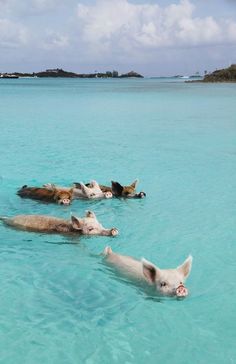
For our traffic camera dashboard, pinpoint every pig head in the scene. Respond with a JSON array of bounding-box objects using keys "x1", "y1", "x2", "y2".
[
  {"x1": 71, "y1": 211, "x2": 118, "y2": 236},
  {"x1": 100, "y1": 179, "x2": 146, "y2": 198}
]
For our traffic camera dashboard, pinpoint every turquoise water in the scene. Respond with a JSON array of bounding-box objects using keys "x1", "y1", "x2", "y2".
[{"x1": 0, "y1": 78, "x2": 236, "y2": 364}]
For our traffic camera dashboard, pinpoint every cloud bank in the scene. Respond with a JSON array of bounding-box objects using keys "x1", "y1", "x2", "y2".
[
  {"x1": 0, "y1": 0, "x2": 236, "y2": 74},
  {"x1": 77, "y1": 0, "x2": 236, "y2": 51}
]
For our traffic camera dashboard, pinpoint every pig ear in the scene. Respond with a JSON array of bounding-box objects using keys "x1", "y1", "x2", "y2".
[
  {"x1": 53, "y1": 190, "x2": 60, "y2": 200},
  {"x1": 71, "y1": 215, "x2": 83, "y2": 230},
  {"x1": 112, "y1": 181, "x2": 123, "y2": 196},
  {"x1": 86, "y1": 210, "x2": 96, "y2": 218},
  {"x1": 130, "y1": 179, "x2": 139, "y2": 189},
  {"x1": 51, "y1": 184, "x2": 57, "y2": 191},
  {"x1": 43, "y1": 183, "x2": 56, "y2": 191},
  {"x1": 80, "y1": 182, "x2": 90, "y2": 194},
  {"x1": 73, "y1": 182, "x2": 81, "y2": 189},
  {"x1": 177, "y1": 255, "x2": 193, "y2": 278},
  {"x1": 141, "y1": 258, "x2": 161, "y2": 283},
  {"x1": 90, "y1": 180, "x2": 99, "y2": 188}
]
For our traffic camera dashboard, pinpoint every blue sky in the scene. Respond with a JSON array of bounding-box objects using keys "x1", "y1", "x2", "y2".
[{"x1": 0, "y1": 0, "x2": 236, "y2": 76}]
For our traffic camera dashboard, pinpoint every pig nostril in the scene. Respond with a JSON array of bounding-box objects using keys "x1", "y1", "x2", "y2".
[
  {"x1": 111, "y1": 228, "x2": 118, "y2": 236},
  {"x1": 176, "y1": 284, "x2": 188, "y2": 297},
  {"x1": 62, "y1": 199, "x2": 70, "y2": 205},
  {"x1": 105, "y1": 192, "x2": 112, "y2": 198}
]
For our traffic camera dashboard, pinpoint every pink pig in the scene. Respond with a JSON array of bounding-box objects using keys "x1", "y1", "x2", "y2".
[{"x1": 103, "y1": 246, "x2": 192, "y2": 297}]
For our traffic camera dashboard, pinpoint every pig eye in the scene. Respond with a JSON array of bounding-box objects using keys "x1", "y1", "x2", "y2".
[
  {"x1": 88, "y1": 227, "x2": 94, "y2": 231},
  {"x1": 160, "y1": 282, "x2": 167, "y2": 287}
]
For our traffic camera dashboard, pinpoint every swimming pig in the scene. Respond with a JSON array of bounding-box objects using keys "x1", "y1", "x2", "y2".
[
  {"x1": 43, "y1": 181, "x2": 113, "y2": 200},
  {"x1": 73, "y1": 181, "x2": 113, "y2": 199},
  {"x1": 91, "y1": 179, "x2": 146, "y2": 198},
  {"x1": 103, "y1": 247, "x2": 192, "y2": 297},
  {"x1": 17, "y1": 185, "x2": 73, "y2": 205},
  {"x1": 0, "y1": 211, "x2": 118, "y2": 236}
]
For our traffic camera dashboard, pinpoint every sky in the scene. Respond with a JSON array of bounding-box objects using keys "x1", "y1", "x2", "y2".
[{"x1": 0, "y1": 0, "x2": 236, "y2": 76}]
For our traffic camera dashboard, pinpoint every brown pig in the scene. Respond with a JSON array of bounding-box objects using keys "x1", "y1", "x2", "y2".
[{"x1": 17, "y1": 185, "x2": 73, "y2": 205}]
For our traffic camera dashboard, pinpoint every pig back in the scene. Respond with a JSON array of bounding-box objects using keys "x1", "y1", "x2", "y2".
[
  {"x1": 17, "y1": 187, "x2": 55, "y2": 202},
  {"x1": 106, "y1": 253, "x2": 145, "y2": 281},
  {"x1": 6, "y1": 215, "x2": 69, "y2": 232}
]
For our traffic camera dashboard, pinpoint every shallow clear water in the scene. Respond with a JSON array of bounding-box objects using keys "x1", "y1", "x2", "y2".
[{"x1": 0, "y1": 78, "x2": 236, "y2": 364}]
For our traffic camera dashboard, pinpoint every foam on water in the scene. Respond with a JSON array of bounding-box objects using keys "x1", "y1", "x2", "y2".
[{"x1": 0, "y1": 78, "x2": 236, "y2": 363}]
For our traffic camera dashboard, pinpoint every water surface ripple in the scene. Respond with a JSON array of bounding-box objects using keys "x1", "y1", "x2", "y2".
[{"x1": 0, "y1": 78, "x2": 236, "y2": 364}]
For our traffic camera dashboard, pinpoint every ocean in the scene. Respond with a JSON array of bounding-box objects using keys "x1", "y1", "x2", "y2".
[{"x1": 0, "y1": 77, "x2": 235, "y2": 363}]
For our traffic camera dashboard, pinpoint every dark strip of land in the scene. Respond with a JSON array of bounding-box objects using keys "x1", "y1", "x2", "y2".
[{"x1": 0, "y1": 69, "x2": 143, "y2": 79}]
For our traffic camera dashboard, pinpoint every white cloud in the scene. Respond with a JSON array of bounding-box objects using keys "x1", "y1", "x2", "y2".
[
  {"x1": 0, "y1": 18, "x2": 28, "y2": 47},
  {"x1": 0, "y1": 0, "x2": 68, "y2": 50},
  {"x1": 0, "y1": 0, "x2": 63, "y2": 16},
  {"x1": 42, "y1": 31, "x2": 69, "y2": 49},
  {"x1": 31, "y1": 0, "x2": 59, "y2": 12},
  {"x1": 226, "y1": 19, "x2": 236, "y2": 41},
  {"x1": 76, "y1": 0, "x2": 236, "y2": 56}
]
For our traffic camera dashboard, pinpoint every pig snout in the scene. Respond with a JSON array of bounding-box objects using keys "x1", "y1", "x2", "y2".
[
  {"x1": 60, "y1": 198, "x2": 71, "y2": 205},
  {"x1": 138, "y1": 192, "x2": 146, "y2": 198},
  {"x1": 176, "y1": 284, "x2": 188, "y2": 297},
  {"x1": 111, "y1": 228, "x2": 119, "y2": 236},
  {"x1": 104, "y1": 191, "x2": 113, "y2": 199}
]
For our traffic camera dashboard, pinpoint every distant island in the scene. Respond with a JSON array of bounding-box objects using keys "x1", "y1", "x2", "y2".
[
  {"x1": 202, "y1": 64, "x2": 236, "y2": 82},
  {"x1": 0, "y1": 68, "x2": 143, "y2": 79},
  {"x1": 189, "y1": 64, "x2": 236, "y2": 83}
]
